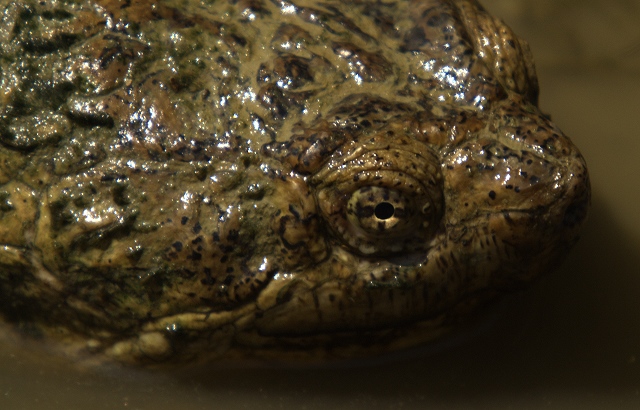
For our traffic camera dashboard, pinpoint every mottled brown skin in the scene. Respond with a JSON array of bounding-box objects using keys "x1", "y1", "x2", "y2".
[{"x1": 0, "y1": 0, "x2": 589, "y2": 365}]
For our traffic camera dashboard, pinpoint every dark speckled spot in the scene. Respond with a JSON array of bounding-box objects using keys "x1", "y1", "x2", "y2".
[{"x1": 189, "y1": 251, "x2": 202, "y2": 261}]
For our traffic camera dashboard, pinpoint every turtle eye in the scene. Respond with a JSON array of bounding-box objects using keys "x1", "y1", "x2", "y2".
[
  {"x1": 313, "y1": 146, "x2": 443, "y2": 256},
  {"x1": 347, "y1": 186, "x2": 418, "y2": 236},
  {"x1": 316, "y1": 175, "x2": 441, "y2": 255}
]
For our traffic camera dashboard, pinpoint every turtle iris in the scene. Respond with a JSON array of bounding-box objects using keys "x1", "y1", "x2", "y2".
[{"x1": 347, "y1": 186, "x2": 416, "y2": 237}]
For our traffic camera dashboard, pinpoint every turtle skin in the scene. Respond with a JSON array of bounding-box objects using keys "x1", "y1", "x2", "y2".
[{"x1": 0, "y1": 0, "x2": 589, "y2": 365}]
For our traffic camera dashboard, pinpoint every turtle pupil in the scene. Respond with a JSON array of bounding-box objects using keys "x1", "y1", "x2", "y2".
[{"x1": 374, "y1": 202, "x2": 395, "y2": 220}]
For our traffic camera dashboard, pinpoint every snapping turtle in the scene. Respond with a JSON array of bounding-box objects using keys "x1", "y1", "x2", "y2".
[{"x1": 0, "y1": 0, "x2": 589, "y2": 365}]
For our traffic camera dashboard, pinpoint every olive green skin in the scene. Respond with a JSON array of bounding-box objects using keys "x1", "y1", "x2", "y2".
[{"x1": 0, "y1": 0, "x2": 589, "y2": 365}]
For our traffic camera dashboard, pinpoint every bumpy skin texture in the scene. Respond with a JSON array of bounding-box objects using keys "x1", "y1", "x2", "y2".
[{"x1": 0, "y1": 0, "x2": 589, "y2": 364}]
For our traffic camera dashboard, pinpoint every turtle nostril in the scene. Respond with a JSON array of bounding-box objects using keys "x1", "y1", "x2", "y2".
[
  {"x1": 563, "y1": 171, "x2": 591, "y2": 228},
  {"x1": 563, "y1": 196, "x2": 589, "y2": 227}
]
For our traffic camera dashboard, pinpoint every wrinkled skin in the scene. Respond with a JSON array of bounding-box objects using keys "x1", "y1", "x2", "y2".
[{"x1": 0, "y1": 0, "x2": 589, "y2": 365}]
